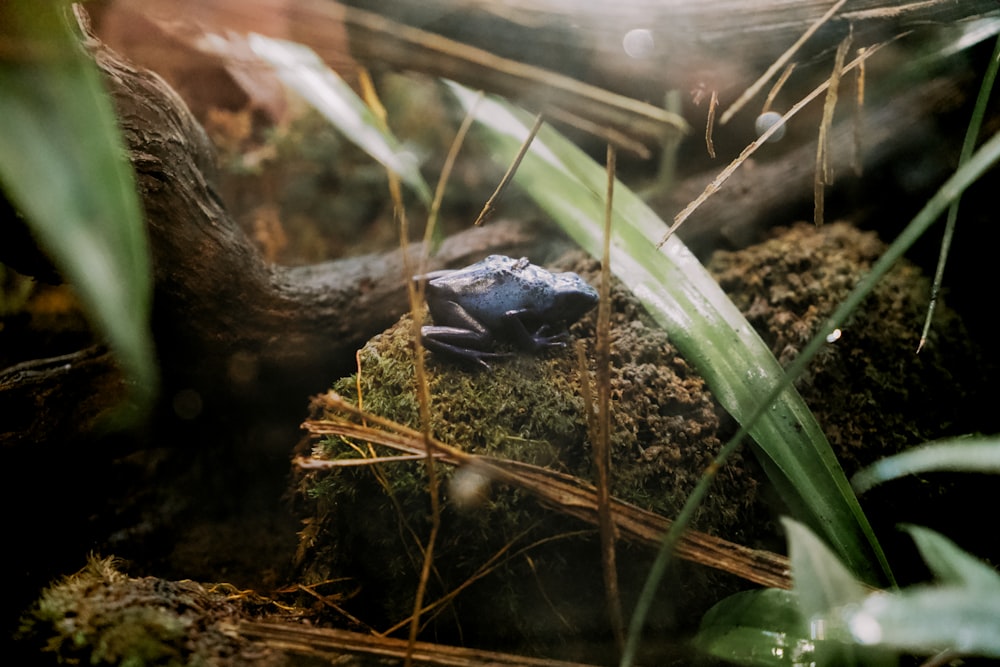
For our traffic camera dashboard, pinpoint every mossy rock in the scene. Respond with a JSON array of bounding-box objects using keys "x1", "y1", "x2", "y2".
[
  {"x1": 295, "y1": 251, "x2": 762, "y2": 657},
  {"x1": 15, "y1": 557, "x2": 253, "y2": 667},
  {"x1": 295, "y1": 224, "x2": 990, "y2": 654},
  {"x1": 708, "y1": 221, "x2": 988, "y2": 465},
  {"x1": 708, "y1": 221, "x2": 993, "y2": 570}
]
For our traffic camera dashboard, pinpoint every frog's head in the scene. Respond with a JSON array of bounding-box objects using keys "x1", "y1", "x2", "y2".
[{"x1": 550, "y1": 271, "x2": 599, "y2": 322}]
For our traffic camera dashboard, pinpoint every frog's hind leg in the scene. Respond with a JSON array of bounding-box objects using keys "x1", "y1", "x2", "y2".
[{"x1": 420, "y1": 330, "x2": 510, "y2": 370}]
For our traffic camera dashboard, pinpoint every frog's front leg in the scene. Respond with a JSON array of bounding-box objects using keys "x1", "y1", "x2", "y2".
[
  {"x1": 503, "y1": 308, "x2": 571, "y2": 352},
  {"x1": 421, "y1": 300, "x2": 510, "y2": 368}
]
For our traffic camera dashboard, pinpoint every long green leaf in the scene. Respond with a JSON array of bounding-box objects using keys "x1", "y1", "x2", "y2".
[
  {"x1": 450, "y1": 83, "x2": 887, "y2": 583},
  {"x1": 0, "y1": 3, "x2": 155, "y2": 407}
]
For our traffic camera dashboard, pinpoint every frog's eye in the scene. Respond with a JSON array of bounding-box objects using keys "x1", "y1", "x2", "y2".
[{"x1": 513, "y1": 257, "x2": 531, "y2": 270}]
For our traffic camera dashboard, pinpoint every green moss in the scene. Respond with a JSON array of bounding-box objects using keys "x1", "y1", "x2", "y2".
[
  {"x1": 17, "y1": 557, "x2": 247, "y2": 666},
  {"x1": 707, "y1": 221, "x2": 989, "y2": 470}
]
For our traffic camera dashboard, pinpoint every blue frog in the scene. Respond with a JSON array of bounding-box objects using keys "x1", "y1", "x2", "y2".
[{"x1": 416, "y1": 255, "x2": 599, "y2": 368}]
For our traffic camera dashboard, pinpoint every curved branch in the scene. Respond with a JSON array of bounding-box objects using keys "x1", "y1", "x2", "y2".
[{"x1": 1, "y1": 29, "x2": 545, "y2": 447}]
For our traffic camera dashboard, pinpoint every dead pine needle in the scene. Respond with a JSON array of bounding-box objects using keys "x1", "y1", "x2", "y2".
[
  {"x1": 303, "y1": 393, "x2": 793, "y2": 590},
  {"x1": 358, "y1": 71, "x2": 440, "y2": 667},
  {"x1": 852, "y1": 48, "x2": 867, "y2": 176},
  {"x1": 815, "y1": 33, "x2": 852, "y2": 226},
  {"x1": 705, "y1": 90, "x2": 718, "y2": 158},
  {"x1": 660, "y1": 38, "x2": 892, "y2": 247},
  {"x1": 719, "y1": 0, "x2": 847, "y2": 125},
  {"x1": 763, "y1": 63, "x2": 796, "y2": 114},
  {"x1": 473, "y1": 113, "x2": 544, "y2": 226},
  {"x1": 596, "y1": 144, "x2": 624, "y2": 650}
]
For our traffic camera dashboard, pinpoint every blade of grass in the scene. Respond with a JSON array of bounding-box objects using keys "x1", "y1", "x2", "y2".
[
  {"x1": 0, "y1": 4, "x2": 155, "y2": 410},
  {"x1": 918, "y1": 33, "x2": 1000, "y2": 352}
]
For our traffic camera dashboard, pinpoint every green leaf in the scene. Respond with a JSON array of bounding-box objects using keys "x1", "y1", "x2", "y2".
[
  {"x1": 0, "y1": 3, "x2": 155, "y2": 408},
  {"x1": 451, "y1": 82, "x2": 887, "y2": 584},
  {"x1": 901, "y1": 525, "x2": 1000, "y2": 591},
  {"x1": 696, "y1": 588, "x2": 814, "y2": 667},
  {"x1": 248, "y1": 34, "x2": 432, "y2": 204},
  {"x1": 852, "y1": 437, "x2": 1000, "y2": 493}
]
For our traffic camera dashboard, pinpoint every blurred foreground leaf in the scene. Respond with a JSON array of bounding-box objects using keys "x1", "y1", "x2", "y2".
[
  {"x1": 0, "y1": 3, "x2": 155, "y2": 411},
  {"x1": 828, "y1": 526, "x2": 1000, "y2": 659},
  {"x1": 902, "y1": 524, "x2": 1000, "y2": 592},
  {"x1": 700, "y1": 521, "x2": 1000, "y2": 664},
  {"x1": 249, "y1": 33, "x2": 432, "y2": 205}
]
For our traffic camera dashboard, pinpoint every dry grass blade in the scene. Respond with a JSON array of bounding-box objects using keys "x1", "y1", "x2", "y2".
[
  {"x1": 719, "y1": 0, "x2": 848, "y2": 124},
  {"x1": 302, "y1": 393, "x2": 792, "y2": 589},
  {"x1": 596, "y1": 145, "x2": 624, "y2": 649},
  {"x1": 658, "y1": 37, "x2": 897, "y2": 247},
  {"x1": 359, "y1": 73, "x2": 439, "y2": 667},
  {"x1": 705, "y1": 90, "x2": 718, "y2": 158},
  {"x1": 852, "y1": 49, "x2": 867, "y2": 176},
  {"x1": 763, "y1": 63, "x2": 797, "y2": 114},
  {"x1": 814, "y1": 33, "x2": 852, "y2": 225},
  {"x1": 473, "y1": 113, "x2": 544, "y2": 226}
]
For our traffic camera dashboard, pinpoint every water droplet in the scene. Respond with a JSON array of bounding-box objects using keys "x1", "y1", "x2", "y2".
[
  {"x1": 755, "y1": 111, "x2": 787, "y2": 142},
  {"x1": 622, "y1": 29, "x2": 655, "y2": 59}
]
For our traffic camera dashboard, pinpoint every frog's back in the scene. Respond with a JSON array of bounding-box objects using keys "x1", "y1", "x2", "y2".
[
  {"x1": 457, "y1": 265, "x2": 554, "y2": 327},
  {"x1": 424, "y1": 255, "x2": 595, "y2": 332}
]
